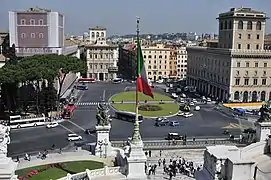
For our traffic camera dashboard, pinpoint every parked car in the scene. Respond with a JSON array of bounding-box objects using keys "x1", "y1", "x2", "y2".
[
  {"x1": 169, "y1": 121, "x2": 180, "y2": 126},
  {"x1": 207, "y1": 97, "x2": 212, "y2": 102},
  {"x1": 46, "y1": 122, "x2": 59, "y2": 128},
  {"x1": 192, "y1": 99, "x2": 197, "y2": 103},
  {"x1": 67, "y1": 134, "x2": 82, "y2": 141},
  {"x1": 183, "y1": 112, "x2": 193, "y2": 118}
]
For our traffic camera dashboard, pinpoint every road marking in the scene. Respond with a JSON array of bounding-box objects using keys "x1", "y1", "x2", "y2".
[
  {"x1": 59, "y1": 124, "x2": 77, "y2": 134},
  {"x1": 67, "y1": 120, "x2": 86, "y2": 131},
  {"x1": 102, "y1": 90, "x2": 106, "y2": 101}
]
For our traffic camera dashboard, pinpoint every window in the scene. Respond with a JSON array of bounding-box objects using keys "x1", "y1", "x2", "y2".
[
  {"x1": 238, "y1": 34, "x2": 242, "y2": 39},
  {"x1": 253, "y1": 79, "x2": 258, "y2": 85},
  {"x1": 100, "y1": 65, "x2": 103, "y2": 69},
  {"x1": 264, "y1": 63, "x2": 267, "y2": 67},
  {"x1": 238, "y1": 44, "x2": 241, "y2": 49},
  {"x1": 246, "y1": 62, "x2": 249, "y2": 67},
  {"x1": 262, "y1": 79, "x2": 267, "y2": 85},
  {"x1": 21, "y1": 33, "x2": 26, "y2": 38},
  {"x1": 220, "y1": 22, "x2": 223, "y2": 30},
  {"x1": 238, "y1": 21, "x2": 243, "y2": 29},
  {"x1": 236, "y1": 70, "x2": 240, "y2": 75},
  {"x1": 235, "y1": 78, "x2": 240, "y2": 85},
  {"x1": 148, "y1": 65, "x2": 151, "y2": 69},
  {"x1": 31, "y1": 33, "x2": 35, "y2": 38},
  {"x1": 256, "y1": 44, "x2": 259, "y2": 49},
  {"x1": 229, "y1": 20, "x2": 232, "y2": 29},
  {"x1": 255, "y1": 62, "x2": 258, "y2": 67},
  {"x1": 247, "y1": 44, "x2": 250, "y2": 50},
  {"x1": 30, "y1": 19, "x2": 35, "y2": 25},
  {"x1": 237, "y1": 62, "x2": 240, "y2": 67},
  {"x1": 248, "y1": 34, "x2": 251, "y2": 39},
  {"x1": 96, "y1": 32, "x2": 99, "y2": 37},
  {"x1": 257, "y1": 34, "x2": 260, "y2": 39},
  {"x1": 224, "y1": 21, "x2": 228, "y2": 29},
  {"x1": 21, "y1": 19, "x2": 26, "y2": 25},
  {"x1": 91, "y1": 32, "x2": 95, "y2": 38},
  {"x1": 39, "y1": 33, "x2": 43, "y2": 38},
  {"x1": 38, "y1": 19, "x2": 43, "y2": 25},
  {"x1": 101, "y1": 32, "x2": 104, "y2": 37},
  {"x1": 244, "y1": 78, "x2": 249, "y2": 85},
  {"x1": 247, "y1": 21, "x2": 252, "y2": 30},
  {"x1": 264, "y1": 71, "x2": 267, "y2": 75},
  {"x1": 256, "y1": 21, "x2": 261, "y2": 30},
  {"x1": 148, "y1": 55, "x2": 152, "y2": 58}
]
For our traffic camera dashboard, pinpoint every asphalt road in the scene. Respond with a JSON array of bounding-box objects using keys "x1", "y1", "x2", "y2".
[{"x1": 8, "y1": 82, "x2": 245, "y2": 157}]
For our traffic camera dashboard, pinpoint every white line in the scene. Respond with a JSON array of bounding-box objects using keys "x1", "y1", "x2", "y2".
[
  {"x1": 59, "y1": 124, "x2": 77, "y2": 134},
  {"x1": 67, "y1": 120, "x2": 86, "y2": 131}
]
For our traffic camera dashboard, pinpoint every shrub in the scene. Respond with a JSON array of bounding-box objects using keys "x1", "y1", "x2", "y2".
[{"x1": 138, "y1": 105, "x2": 162, "y2": 111}]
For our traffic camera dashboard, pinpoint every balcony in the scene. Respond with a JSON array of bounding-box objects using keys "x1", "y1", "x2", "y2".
[{"x1": 108, "y1": 66, "x2": 118, "y2": 72}]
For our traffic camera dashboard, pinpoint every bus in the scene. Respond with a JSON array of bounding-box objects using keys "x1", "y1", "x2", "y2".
[
  {"x1": 75, "y1": 83, "x2": 88, "y2": 90},
  {"x1": 115, "y1": 111, "x2": 143, "y2": 123},
  {"x1": 78, "y1": 78, "x2": 96, "y2": 83},
  {"x1": 9, "y1": 114, "x2": 46, "y2": 129},
  {"x1": 62, "y1": 103, "x2": 76, "y2": 119},
  {"x1": 112, "y1": 78, "x2": 123, "y2": 84}
]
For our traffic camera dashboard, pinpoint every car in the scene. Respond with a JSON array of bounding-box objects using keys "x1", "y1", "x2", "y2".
[
  {"x1": 46, "y1": 122, "x2": 59, "y2": 128},
  {"x1": 207, "y1": 97, "x2": 211, "y2": 102},
  {"x1": 194, "y1": 106, "x2": 200, "y2": 111},
  {"x1": 177, "y1": 111, "x2": 184, "y2": 116},
  {"x1": 189, "y1": 102, "x2": 195, "y2": 106},
  {"x1": 179, "y1": 99, "x2": 185, "y2": 103},
  {"x1": 183, "y1": 112, "x2": 193, "y2": 118},
  {"x1": 192, "y1": 99, "x2": 197, "y2": 103},
  {"x1": 155, "y1": 119, "x2": 169, "y2": 127},
  {"x1": 169, "y1": 121, "x2": 180, "y2": 126},
  {"x1": 166, "y1": 133, "x2": 183, "y2": 140},
  {"x1": 67, "y1": 134, "x2": 82, "y2": 141},
  {"x1": 171, "y1": 93, "x2": 178, "y2": 99},
  {"x1": 85, "y1": 128, "x2": 96, "y2": 134}
]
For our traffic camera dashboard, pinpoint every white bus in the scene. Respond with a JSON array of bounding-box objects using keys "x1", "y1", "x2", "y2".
[{"x1": 9, "y1": 114, "x2": 47, "y2": 129}]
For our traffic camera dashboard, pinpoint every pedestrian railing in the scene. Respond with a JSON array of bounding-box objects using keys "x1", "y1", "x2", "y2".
[{"x1": 111, "y1": 139, "x2": 247, "y2": 150}]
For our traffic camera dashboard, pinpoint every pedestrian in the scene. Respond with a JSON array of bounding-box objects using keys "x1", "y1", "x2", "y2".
[
  {"x1": 159, "y1": 150, "x2": 162, "y2": 157},
  {"x1": 145, "y1": 151, "x2": 148, "y2": 156},
  {"x1": 158, "y1": 159, "x2": 162, "y2": 167},
  {"x1": 59, "y1": 148, "x2": 62, "y2": 154},
  {"x1": 193, "y1": 137, "x2": 195, "y2": 142},
  {"x1": 149, "y1": 150, "x2": 152, "y2": 157},
  {"x1": 163, "y1": 158, "x2": 166, "y2": 166},
  {"x1": 169, "y1": 171, "x2": 173, "y2": 180},
  {"x1": 16, "y1": 156, "x2": 20, "y2": 162}
]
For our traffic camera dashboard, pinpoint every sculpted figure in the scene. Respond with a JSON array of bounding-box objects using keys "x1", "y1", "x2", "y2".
[
  {"x1": 259, "y1": 103, "x2": 271, "y2": 122},
  {"x1": 0, "y1": 124, "x2": 10, "y2": 156},
  {"x1": 96, "y1": 103, "x2": 111, "y2": 126}
]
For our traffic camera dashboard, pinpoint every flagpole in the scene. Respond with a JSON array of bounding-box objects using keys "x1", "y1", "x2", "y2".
[{"x1": 131, "y1": 16, "x2": 141, "y2": 143}]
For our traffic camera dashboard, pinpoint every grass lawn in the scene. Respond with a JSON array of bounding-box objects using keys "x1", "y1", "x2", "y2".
[
  {"x1": 112, "y1": 103, "x2": 179, "y2": 117},
  {"x1": 110, "y1": 91, "x2": 173, "y2": 102},
  {"x1": 16, "y1": 160, "x2": 103, "y2": 180}
]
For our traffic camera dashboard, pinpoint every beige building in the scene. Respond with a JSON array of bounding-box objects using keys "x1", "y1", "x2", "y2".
[
  {"x1": 85, "y1": 26, "x2": 118, "y2": 81},
  {"x1": 142, "y1": 44, "x2": 171, "y2": 81},
  {"x1": 176, "y1": 46, "x2": 188, "y2": 80},
  {"x1": 187, "y1": 7, "x2": 271, "y2": 102}
]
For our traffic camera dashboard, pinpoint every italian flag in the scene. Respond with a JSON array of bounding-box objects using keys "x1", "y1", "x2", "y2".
[{"x1": 136, "y1": 42, "x2": 154, "y2": 98}]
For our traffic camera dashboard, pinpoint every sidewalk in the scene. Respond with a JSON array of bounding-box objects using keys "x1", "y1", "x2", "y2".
[{"x1": 16, "y1": 150, "x2": 114, "y2": 170}]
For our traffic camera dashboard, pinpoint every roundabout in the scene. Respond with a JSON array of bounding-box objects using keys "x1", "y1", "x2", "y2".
[{"x1": 110, "y1": 91, "x2": 179, "y2": 117}]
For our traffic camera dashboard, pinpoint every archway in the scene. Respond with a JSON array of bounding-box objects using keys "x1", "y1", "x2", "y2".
[
  {"x1": 252, "y1": 91, "x2": 257, "y2": 102},
  {"x1": 234, "y1": 91, "x2": 239, "y2": 100},
  {"x1": 243, "y1": 91, "x2": 248, "y2": 102},
  {"x1": 261, "y1": 91, "x2": 266, "y2": 101}
]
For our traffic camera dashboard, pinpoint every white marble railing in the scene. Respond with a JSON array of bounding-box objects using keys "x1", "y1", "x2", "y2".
[{"x1": 58, "y1": 166, "x2": 124, "y2": 180}]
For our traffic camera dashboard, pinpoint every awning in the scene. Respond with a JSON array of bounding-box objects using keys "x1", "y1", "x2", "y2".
[{"x1": 60, "y1": 89, "x2": 72, "y2": 99}]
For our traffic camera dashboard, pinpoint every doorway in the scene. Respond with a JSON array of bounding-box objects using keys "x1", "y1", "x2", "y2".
[{"x1": 99, "y1": 73, "x2": 104, "y2": 81}]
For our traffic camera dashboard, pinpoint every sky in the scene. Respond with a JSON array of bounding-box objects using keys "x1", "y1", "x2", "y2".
[{"x1": 1, "y1": 0, "x2": 271, "y2": 36}]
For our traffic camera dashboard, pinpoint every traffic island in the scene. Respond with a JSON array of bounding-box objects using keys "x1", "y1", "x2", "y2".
[
  {"x1": 110, "y1": 91, "x2": 179, "y2": 117},
  {"x1": 15, "y1": 160, "x2": 104, "y2": 180}
]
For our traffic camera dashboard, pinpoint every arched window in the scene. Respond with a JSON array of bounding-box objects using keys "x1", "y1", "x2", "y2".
[
  {"x1": 31, "y1": 33, "x2": 35, "y2": 38},
  {"x1": 234, "y1": 91, "x2": 240, "y2": 100},
  {"x1": 256, "y1": 21, "x2": 261, "y2": 30},
  {"x1": 219, "y1": 22, "x2": 223, "y2": 30},
  {"x1": 101, "y1": 32, "x2": 104, "y2": 37},
  {"x1": 224, "y1": 21, "x2": 228, "y2": 29},
  {"x1": 91, "y1": 32, "x2": 95, "y2": 38},
  {"x1": 238, "y1": 21, "x2": 243, "y2": 29},
  {"x1": 229, "y1": 20, "x2": 232, "y2": 29},
  {"x1": 96, "y1": 32, "x2": 99, "y2": 37},
  {"x1": 39, "y1": 33, "x2": 43, "y2": 38},
  {"x1": 247, "y1": 21, "x2": 252, "y2": 30},
  {"x1": 21, "y1": 19, "x2": 26, "y2": 25},
  {"x1": 261, "y1": 91, "x2": 266, "y2": 101},
  {"x1": 38, "y1": 19, "x2": 43, "y2": 25},
  {"x1": 21, "y1": 33, "x2": 26, "y2": 38},
  {"x1": 30, "y1": 19, "x2": 35, "y2": 25}
]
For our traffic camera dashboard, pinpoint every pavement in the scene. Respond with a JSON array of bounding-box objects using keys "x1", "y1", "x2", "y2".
[{"x1": 8, "y1": 82, "x2": 250, "y2": 157}]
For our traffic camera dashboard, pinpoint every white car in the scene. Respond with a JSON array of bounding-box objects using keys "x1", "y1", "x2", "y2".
[
  {"x1": 194, "y1": 106, "x2": 200, "y2": 111},
  {"x1": 177, "y1": 111, "x2": 184, "y2": 116},
  {"x1": 207, "y1": 98, "x2": 212, "y2": 102},
  {"x1": 183, "y1": 112, "x2": 193, "y2": 118},
  {"x1": 171, "y1": 93, "x2": 178, "y2": 99},
  {"x1": 46, "y1": 122, "x2": 59, "y2": 128},
  {"x1": 67, "y1": 134, "x2": 83, "y2": 141},
  {"x1": 189, "y1": 102, "x2": 195, "y2": 106},
  {"x1": 192, "y1": 99, "x2": 197, "y2": 103}
]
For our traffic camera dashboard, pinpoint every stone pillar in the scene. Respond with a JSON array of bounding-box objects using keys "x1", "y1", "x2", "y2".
[
  {"x1": 95, "y1": 125, "x2": 112, "y2": 157},
  {"x1": 256, "y1": 122, "x2": 271, "y2": 142}
]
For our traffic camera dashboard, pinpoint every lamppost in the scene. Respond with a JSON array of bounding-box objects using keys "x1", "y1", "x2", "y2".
[{"x1": 97, "y1": 140, "x2": 103, "y2": 158}]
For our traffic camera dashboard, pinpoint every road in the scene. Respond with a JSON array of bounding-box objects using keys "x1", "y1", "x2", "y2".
[{"x1": 8, "y1": 82, "x2": 246, "y2": 157}]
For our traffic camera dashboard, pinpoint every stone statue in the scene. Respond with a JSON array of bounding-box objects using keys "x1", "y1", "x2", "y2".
[
  {"x1": 96, "y1": 103, "x2": 111, "y2": 126},
  {"x1": 258, "y1": 102, "x2": 271, "y2": 122},
  {"x1": 0, "y1": 124, "x2": 11, "y2": 156}
]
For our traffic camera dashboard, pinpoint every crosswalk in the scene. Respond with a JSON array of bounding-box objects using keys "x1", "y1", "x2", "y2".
[{"x1": 75, "y1": 102, "x2": 109, "y2": 106}]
